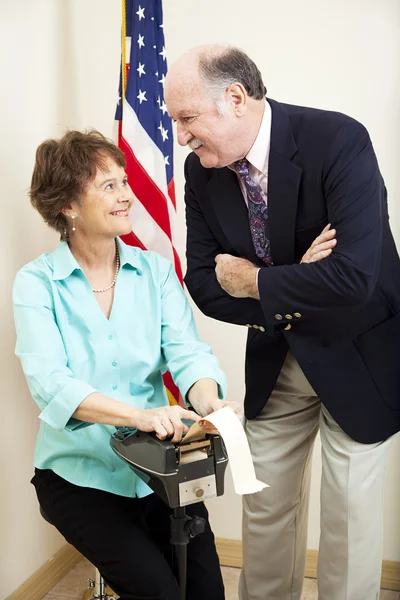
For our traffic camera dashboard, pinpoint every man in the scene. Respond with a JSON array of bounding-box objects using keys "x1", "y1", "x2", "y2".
[{"x1": 165, "y1": 46, "x2": 400, "y2": 600}]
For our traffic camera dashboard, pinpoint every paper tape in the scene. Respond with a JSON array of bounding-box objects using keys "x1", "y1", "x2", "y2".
[{"x1": 201, "y1": 406, "x2": 269, "y2": 495}]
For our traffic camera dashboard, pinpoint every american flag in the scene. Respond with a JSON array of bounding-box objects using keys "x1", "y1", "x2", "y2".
[{"x1": 114, "y1": 0, "x2": 182, "y2": 404}]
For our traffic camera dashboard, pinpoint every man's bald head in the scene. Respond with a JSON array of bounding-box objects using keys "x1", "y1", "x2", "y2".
[
  {"x1": 165, "y1": 45, "x2": 266, "y2": 169},
  {"x1": 166, "y1": 45, "x2": 266, "y2": 110}
]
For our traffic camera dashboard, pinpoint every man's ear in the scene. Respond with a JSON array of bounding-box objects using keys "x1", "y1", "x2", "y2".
[{"x1": 228, "y1": 82, "x2": 247, "y2": 117}]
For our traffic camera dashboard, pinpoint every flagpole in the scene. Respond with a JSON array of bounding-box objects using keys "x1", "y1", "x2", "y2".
[{"x1": 121, "y1": 0, "x2": 127, "y2": 102}]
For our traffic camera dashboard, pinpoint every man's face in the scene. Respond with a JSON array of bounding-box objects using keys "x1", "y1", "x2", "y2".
[{"x1": 165, "y1": 80, "x2": 243, "y2": 169}]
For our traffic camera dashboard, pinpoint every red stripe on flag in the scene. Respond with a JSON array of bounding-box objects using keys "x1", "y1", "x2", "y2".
[
  {"x1": 119, "y1": 134, "x2": 172, "y2": 242},
  {"x1": 120, "y1": 230, "x2": 146, "y2": 251},
  {"x1": 168, "y1": 179, "x2": 176, "y2": 209},
  {"x1": 173, "y1": 246, "x2": 183, "y2": 285},
  {"x1": 162, "y1": 370, "x2": 182, "y2": 406}
]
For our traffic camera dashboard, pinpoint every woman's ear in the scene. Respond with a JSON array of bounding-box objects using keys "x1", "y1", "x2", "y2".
[{"x1": 61, "y1": 203, "x2": 79, "y2": 220}]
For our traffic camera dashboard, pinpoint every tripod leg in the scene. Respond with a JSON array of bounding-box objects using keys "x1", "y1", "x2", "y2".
[
  {"x1": 174, "y1": 543, "x2": 187, "y2": 600},
  {"x1": 170, "y1": 507, "x2": 206, "y2": 600},
  {"x1": 170, "y1": 508, "x2": 189, "y2": 600}
]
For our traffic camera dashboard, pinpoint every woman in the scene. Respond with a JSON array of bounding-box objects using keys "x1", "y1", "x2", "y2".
[{"x1": 13, "y1": 130, "x2": 236, "y2": 600}]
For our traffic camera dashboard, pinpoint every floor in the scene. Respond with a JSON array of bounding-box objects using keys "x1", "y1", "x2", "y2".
[{"x1": 42, "y1": 558, "x2": 400, "y2": 599}]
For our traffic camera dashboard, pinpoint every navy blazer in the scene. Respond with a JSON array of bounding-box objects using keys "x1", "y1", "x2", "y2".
[{"x1": 184, "y1": 98, "x2": 400, "y2": 443}]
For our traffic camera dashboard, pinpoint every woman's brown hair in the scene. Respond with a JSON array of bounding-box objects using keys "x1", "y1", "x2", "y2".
[{"x1": 30, "y1": 130, "x2": 126, "y2": 241}]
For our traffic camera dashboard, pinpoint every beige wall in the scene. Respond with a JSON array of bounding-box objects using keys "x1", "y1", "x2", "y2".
[{"x1": 1, "y1": 0, "x2": 399, "y2": 596}]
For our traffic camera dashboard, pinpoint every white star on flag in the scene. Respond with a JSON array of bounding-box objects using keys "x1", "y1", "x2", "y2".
[
  {"x1": 137, "y1": 63, "x2": 146, "y2": 77},
  {"x1": 159, "y1": 47, "x2": 167, "y2": 61},
  {"x1": 137, "y1": 90, "x2": 147, "y2": 104},
  {"x1": 164, "y1": 156, "x2": 170, "y2": 165},
  {"x1": 157, "y1": 121, "x2": 168, "y2": 141},
  {"x1": 137, "y1": 34, "x2": 145, "y2": 48},
  {"x1": 158, "y1": 73, "x2": 166, "y2": 86},
  {"x1": 136, "y1": 6, "x2": 145, "y2": 20},
  {"x1": 160, "y1": 101, "x2": 167, "y2": 115}
]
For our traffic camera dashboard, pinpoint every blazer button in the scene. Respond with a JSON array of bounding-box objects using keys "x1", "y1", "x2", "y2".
[
  {"x1": 294, "y1": 312, "x2": 302, "y2": 318},
  {"x1": 245, "y1": 324, "x2": 252, "y2": 328},
  {"x1": 284, "y1": 324, "x2": 292, "y2": 331},
  {"x1": 253, "y1": 324, "x2": 259, "y2": 329},
  {"x1": 285, "y1": 314, "x2": 293, "y2": 320},
  {"x1": 259, "y1": 326, "x2": 265, "y2": 332},
  {"x1": 275, "y1": 314, "x2": 283, "y2": 321}
]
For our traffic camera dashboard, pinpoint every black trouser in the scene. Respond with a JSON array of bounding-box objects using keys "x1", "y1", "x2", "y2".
[{"x1": 32, "y1": 469, "x2": 225, "y2": 600}]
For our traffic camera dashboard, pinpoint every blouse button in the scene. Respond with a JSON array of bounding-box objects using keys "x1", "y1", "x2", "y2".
[
  {"x1": 108, "y1": 334, "x2": 114, "y2": 340},
  {"x1": 112, "y1": 384, "x2": 118, "y2": 390},
  {"x1": 112, "y1": 360, "x2": 118, "y2": 367}
]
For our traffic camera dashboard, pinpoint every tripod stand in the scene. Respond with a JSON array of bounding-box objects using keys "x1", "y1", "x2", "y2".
[{"x1": 170, "y1": 507, "x2": 206, "y2": 600}]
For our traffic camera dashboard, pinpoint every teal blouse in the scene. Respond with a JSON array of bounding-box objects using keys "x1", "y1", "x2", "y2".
[{"x1": 13, "y1": 239, "x2": 226, "y2": 498}]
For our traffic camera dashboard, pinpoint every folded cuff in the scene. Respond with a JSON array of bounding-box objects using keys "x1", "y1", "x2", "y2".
[{"x1": 39, "y1": 380, "x2": 98, "y2": 432}]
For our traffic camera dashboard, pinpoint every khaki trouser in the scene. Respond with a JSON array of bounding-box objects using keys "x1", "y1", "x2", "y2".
[{"x1": 240, "y1": 351, "x2": 395, "y2": 600}]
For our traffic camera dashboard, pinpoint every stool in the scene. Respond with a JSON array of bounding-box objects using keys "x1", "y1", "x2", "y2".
[{"x1": 39, "y1": 507, "x2": 117, "y2": 600}]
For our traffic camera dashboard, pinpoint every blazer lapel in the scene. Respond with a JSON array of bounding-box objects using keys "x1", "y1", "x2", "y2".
[
  {"x1": 207, "y1": 167, "x2": 260, "y2": 263},
  {"x1": 206, "y1": 99, "x2": 302, "y2": 267},
  {"x1": 267, "y1": 99, "x2": 302, "y2": 265}
]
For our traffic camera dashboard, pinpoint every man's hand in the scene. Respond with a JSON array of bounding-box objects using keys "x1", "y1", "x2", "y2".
[
  {"x1": 301, "y1": 224, "x2": 337, "y2": 263},
  {"x1": 215, "y1": 225, "x2": 337, "y2": 299},
  {"x1": 215, "y1": 255, "x2": 260, "y2": 299}
]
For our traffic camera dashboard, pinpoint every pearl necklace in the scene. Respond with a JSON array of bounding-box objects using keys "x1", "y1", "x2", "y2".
[{"x1": 92, "y1": 244, "x2": 120, "y2": 294}]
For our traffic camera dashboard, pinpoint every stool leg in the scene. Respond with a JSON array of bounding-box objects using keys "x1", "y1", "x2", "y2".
[
  {"x1": 83, "y1": 566, "x2": 118, "y2": 600},
  {"x1": 95, "y1": 568, "x2": 106, "y2": 598}
]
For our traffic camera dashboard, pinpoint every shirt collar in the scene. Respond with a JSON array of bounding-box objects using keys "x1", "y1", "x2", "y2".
[
  {"x1": 52, "y1": 237, "x2": 142, "y2": 281},
  {"x1": 246, "y1": 99, "x2": 271, "y2": 176},
  {"x1": 117, "y1": 238, "x2": 143, "y2": 273}
]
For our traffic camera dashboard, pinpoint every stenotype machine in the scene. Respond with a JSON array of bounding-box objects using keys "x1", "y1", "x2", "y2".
[{"x1": 110, "y1": 424, "x2": 229, "y2": 600}]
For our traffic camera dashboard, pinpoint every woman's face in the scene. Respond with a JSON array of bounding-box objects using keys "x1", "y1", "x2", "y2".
[{"x1": 70, "y1": 156, "x2": 134, "y2": 240}]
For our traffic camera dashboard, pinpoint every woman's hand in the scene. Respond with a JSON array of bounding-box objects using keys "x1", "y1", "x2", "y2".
[
  {"x1": 191, "y1": 397, "x2": 243, "y2": 419},
  {"x1": 301, "y1": 224, "x2": 337, "y2": 264},
  {"x1": 132, "y1": 405, "x2": 201, "y2": 443},
  {"x1": 190, "y1": 397, "x2": 243, "y2": 435},
  {"x1": 186, "y1": 379, "x2": 242, "y2": 432}
]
